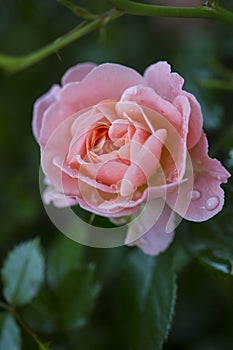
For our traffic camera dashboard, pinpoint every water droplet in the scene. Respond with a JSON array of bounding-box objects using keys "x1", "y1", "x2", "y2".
[
  {"x1": 187, "y1": 190, "x2": 201, "y2": 201},
  {"x1": 205, "y1": 196, "x2": 220, "y2": 211}
]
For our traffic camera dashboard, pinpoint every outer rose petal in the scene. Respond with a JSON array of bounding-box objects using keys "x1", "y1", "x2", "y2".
[
  {"x1": 184, "y1": 133, "x2": 230, "y2": 221},
  {"x1": 61, "y1": 62, "x2": 96, "y2": 85},
  {"x1": 61, "y1": 63, "x2": 144, "y2": 105},
  {"x1": 144, "y1": 61, "x2": 203, "y2": 148},
  {"x1": 32, "y1": 84, "x2": 60, "y2": 141},
  {"x1": 144, "y1": 61, "x2": 184, "y2": 102},
  {"x1": 43, "y1": 186, "x2": 78, "y2": 208},
  {"x1": 126, "y1": 200, "x2": 175, "y2": 256},
  {"x1": 167, "y1": 133, "x2": 231, "y2": 222},
  {"x1": 183, "y1": 91, "x2": 203, "y2": 149}
]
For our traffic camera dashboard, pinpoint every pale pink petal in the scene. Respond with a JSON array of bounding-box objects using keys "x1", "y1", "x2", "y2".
[
  {"x1": 120, "y1": 129, "x2": 167, "y2": 196},
  {"x1": 32, "y1": 84, "x2": 60, "y2": 141},
  {"x1": 183, "y1": 91, "x2": 203, "y2": 149},
  {"x1": 126, "y1": 199, "x2": 175, "y2": 255},
  {"x1": 40, "y1": 61, "x2": 143, "y2": 148},
  {"x1": 61, "y1": 63, "x2": 144, "y2": 106},
  {"x1": 43, "y1": 186, "x2": 78, "y2": 208},
  {"x1": 144, "y1": 61, "x2": 184, "y2": 102},
  {"x1": 78, "y1": 197, "x2": 140, "y2": 218},
  {"x1": 108, "y1": 119, "x2": 129, "y2": 140},
  {"x1": 41, "y1": 113, "x2": 78, "y2": 193},
  {"x1": 166, "y1": 133, "x2": 231, "y2": 221},
  {"x1": 76, "y1": 180, "x2": 141, "y2": 217},
  {"x1": 61, "y1": 62, "x2": 96, "y2": 85},
  {"x1": 120, "y1": 85, "x2": 182, "y2": 129},
  {"x1": 96, "y1": 160, "x2": 129, "y2": 186},
  {"x1": 39, "y1": 101, "x2": 76, "y2": 148},
  {"x1": 184, "y1": 133, "x2": 231, "y2": 221}
]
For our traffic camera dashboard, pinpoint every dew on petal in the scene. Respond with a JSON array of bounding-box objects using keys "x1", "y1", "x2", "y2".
[
  {"x1": 205, "y1": 196, "x2": 220, "y2": 211},
  {"x1": 187, "y1": 189, "x2": 201, "y2": 201}
]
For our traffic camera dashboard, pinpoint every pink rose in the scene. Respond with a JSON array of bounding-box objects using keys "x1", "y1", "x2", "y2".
[{"x1": 33, "y1": 62, "x2": 230, "y2": 255}]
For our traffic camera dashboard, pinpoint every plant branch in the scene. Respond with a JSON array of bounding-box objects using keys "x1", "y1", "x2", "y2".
[
  {"x1": 0, "y1": 9, "x2": 123, "y2": 74},
  {"x1": 57, "y1": 0, "x2": 97, "y2": 20},
  {"x1": 109, "y1": 0, "x2": 233, "y2": 25},
  {"x1": 0, "y1": 301, "x2": 49, "y2": 350},
  {"x1": 1, "y1": 1, "x2": 233, "y2": 74}
]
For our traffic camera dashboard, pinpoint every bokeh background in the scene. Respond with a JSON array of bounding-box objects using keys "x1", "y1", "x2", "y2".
[{"x1": 0, "y1": 1, "x2": 233, "y2": 349}]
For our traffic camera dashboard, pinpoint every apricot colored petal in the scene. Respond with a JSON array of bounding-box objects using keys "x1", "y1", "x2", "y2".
[
  {"x1": 61, "y1": 62, "x2": 96, "y2": 85},
  {"x1": 32, "y1": 84, "x2": 60, "y2": 141},
  {"x1": 144, "y1": 61, "x2": 184, "y2": 102}
]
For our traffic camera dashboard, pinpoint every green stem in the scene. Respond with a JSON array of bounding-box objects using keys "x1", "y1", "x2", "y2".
[
  {"x1": 0, "y1": 9, "x2": 123, "y2": 73},
  {"x1": 0, "y1": 301, "x2": 48, "y2": 350},
  {"x1": 109, "y1": 0, "x2": 233, "y2": 25},
  {"x1": 57, "y1": 0, "x2": 97, "y2": 20},
  {"x1": 1, "y1": 1, "x2": 233, "y2": 73}
]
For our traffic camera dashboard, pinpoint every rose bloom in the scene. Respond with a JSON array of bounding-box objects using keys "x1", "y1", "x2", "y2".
[{"x1": 33, "y1": 62, "x2": 230, "y2": 255}]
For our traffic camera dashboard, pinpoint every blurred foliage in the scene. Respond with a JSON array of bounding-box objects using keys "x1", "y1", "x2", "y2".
[{"x1": 0, "y1": 0, "x2": 233, "y2": 349}]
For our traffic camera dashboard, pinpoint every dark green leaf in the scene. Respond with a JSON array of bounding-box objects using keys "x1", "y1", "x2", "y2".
[
  {"x1": 39, "y1": 343, "x2": 51, "y2": 350},
  {"x1": 179, "y1": 195, "x2": 233, "y2": 276},
  {"x1": 1, "y1": 239, "x2": 45, "y2": 306},
  {"x1": 20, "y1": 287, "x2": 57, "y2": 334},
  {"x1": 0, "y1": 313, "x2": 21, "y2": 350},
  {"x1": 118, "y1": 249, "x2": 177, "y2": 350},
  {"x1": 47, "y1": 235, "x2": 83, "y2": 289},
  {"x1": 56, "y1": 264, "x2": 101, "y2": 331}
]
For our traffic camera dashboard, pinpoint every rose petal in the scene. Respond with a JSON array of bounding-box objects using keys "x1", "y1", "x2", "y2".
[
  {"x1": 183, "y1": 91, "x2": 203, "y2": 149},
  {"x1": 39, "y1": 101, "x2": 76, "y2": 148},
  {"x1": 120, "y1": 85, "x2": 182, "y2": 129},
  {"x1": 125, "y1": 199, "x2": 175, "y2": 255},
  {"x1": 32, "y1": 84, "x2": 60, "y2": 141},
  {"x1": 184, "y1": 133, "x2": 231, "y2": 221},
  {"x1": 120, "y1": 129, "x2": 167, "y2": 196},
  {"x1": 61, "y1": 63, "x2": 144, "y2": 106},
  {"x1": 61, "y1": 62, "x2": 96, "y2": 85},
  {"x1": 96, "y1": 160, "x2": 129, "y2": 186},
  {"x1": 43, "y1": 186, "x2": 78, "y2": 208},
  {"x1": 167, "y1": 133, "x2": 231, "y2": 221},
  {"x1": 144, "y1": 61, "x2": 184, "y2": 102}
]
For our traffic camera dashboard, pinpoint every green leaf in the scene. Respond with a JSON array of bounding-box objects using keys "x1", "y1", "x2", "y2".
[
  {"x1": 56, "y1": 264, "x2": 101, "y2": 331},
  {"x1": 39, "y1": 343, "x2": 51, "y2": 350},
  {"x1": 20, "y1": 287, "x2": 57, "y2": 334},
  {"x1": 47, "y1": 235, "x2": 83, "y2": 289},
  {"x1": 0, "y1": 313, "x2": 21, "y2": 350},
  {"x1": 118, "y1": 249, "x2": 177, "y2": 350},
  {"x1": 1, "y1": 239, "x2": 45, "y2": 306},
  {"x1": 179, "y1": 193, "x2": 233, "y2": 276}
]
